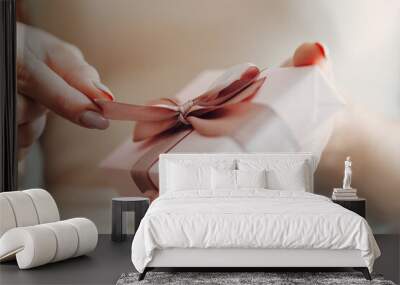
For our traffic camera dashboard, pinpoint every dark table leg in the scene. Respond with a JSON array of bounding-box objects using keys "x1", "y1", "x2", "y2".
[
  {"x1": 354, "y1": 267, "x2": 372, "y2": 280},
  {"x1": 112, "y1": 201, "x2": 125, "y2": 242}
]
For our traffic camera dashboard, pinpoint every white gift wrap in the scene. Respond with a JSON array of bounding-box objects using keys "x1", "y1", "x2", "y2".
[{"x1": 101, "y1": 66, "x2": 344, "y2": 195}]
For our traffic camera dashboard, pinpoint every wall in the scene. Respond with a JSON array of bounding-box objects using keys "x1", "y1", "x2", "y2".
[{"x1": 23, "y1": 0, "x2": 400, "y2": 233}]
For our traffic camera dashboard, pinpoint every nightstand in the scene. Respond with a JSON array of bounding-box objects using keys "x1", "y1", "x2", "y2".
[
  {"x1": 332, "y1": 198, "x2": 366, "y2": 218},
  {"x1": 112, "y1": 197, "x2": 149, "y2": 242}
]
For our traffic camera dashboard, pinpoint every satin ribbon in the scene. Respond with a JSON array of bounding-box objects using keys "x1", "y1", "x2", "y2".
[
  {"x1": 96, "y1": 65, "x2": 265, "y2": 141},
  {"x1": 97, "y1": 64, "x2": 267, "y2": 198}
]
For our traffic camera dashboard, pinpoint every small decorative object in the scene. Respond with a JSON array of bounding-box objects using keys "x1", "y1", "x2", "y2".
[
  {"x1": 332, "y1": 156, "x2": 358, "y2": 200},
  {"x1": 343, "y1": 156, "x2": 352, "y2": 189}
]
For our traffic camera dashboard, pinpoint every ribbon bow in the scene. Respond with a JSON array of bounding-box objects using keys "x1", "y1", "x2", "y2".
[{"x1": 97, "y1": 64, "x2": 266, "y2": 142}]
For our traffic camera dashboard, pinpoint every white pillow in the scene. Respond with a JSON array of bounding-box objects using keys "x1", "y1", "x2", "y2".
[
  {"x1": 211, "y1": 168, "x2": 236, "y2": 190},
  {"x1": 267, "y1": 167, "x2": 306, "y2": 191},
  {"x1": 211, "y1": 169, "x2": 267, "y2": 190},
  {"x1": 165, "y1": 159, "x2": 236, "y2": 192},
  {"x1": 238, "y1": 159, "x2": 309, "y2": 191},
  {"x1": 167, "y1": 162, "x2": 211, "y2": 191},
  {"x1": 237, "y1": 169, "x2": 267, "y2": 188}
]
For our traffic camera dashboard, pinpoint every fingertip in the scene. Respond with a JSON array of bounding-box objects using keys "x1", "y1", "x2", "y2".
[
  {"x1": 315, "y1": 42, "x2": 328, "y2": 58},
  {"x1": 293, "y1": 42, "x2": 327, "y2": 67},
  {"x1": 79, "y1": 111, "x2": 110, "y2": 130},
  {"x1": 240, "y1": 66, "x2": 260, "y2": 81},
  {"x1": 93, "y1": 81, "x2": 115, "y2": 101}
]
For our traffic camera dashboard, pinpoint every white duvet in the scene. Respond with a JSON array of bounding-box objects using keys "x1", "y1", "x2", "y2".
[{"x1": 131, "y1": 190, "x2": 380, "y2": 272}]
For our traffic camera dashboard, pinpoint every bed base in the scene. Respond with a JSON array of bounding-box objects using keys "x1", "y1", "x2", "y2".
[
  {"x1": 138, "y1": 267, "x2": 371, "y2": 281},
  {"x1": 138, "y1": 248, "x2": 372, "y2": 281}
]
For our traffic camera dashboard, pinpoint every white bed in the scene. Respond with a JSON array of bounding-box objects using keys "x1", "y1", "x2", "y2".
[{"x1": 131, "y1": 153, "x2": 380, "y2": 280}]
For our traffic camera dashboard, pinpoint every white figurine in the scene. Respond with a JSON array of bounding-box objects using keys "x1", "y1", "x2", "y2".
[{"x1": 342, "y1": 156, "x2": 352, "y2": 189}]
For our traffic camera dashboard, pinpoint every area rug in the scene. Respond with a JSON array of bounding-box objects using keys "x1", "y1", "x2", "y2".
[{"x1": 116, "y1": 271, "x2": 396, "y2": 285}]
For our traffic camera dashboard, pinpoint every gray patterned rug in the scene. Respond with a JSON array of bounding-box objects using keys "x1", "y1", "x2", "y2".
[{"x1": 116, "y1": 272, "x2": 396, "y2": 285}]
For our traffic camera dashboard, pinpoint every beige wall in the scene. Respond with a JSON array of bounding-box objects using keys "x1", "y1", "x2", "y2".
[{"x1": 24, "y1": 0, "x2": 400, "y2": 233}]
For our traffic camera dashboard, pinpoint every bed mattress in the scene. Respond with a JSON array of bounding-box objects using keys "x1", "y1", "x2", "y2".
[{"x1": 131, "y1": 190, "x2": 380, "y2": 272}]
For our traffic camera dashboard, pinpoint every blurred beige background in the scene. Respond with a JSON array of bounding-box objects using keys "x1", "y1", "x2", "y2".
[{"x1": 22, "y1": 0, "x2": 399, "y2": 234}]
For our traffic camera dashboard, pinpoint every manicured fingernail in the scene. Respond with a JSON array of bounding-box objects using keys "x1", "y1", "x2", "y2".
[
  {"x1": 315, "y1": 42, "x2": 329, "y2": 58},
  {"x1": 79, "y1": 111, "x2": 109, "y2": 130},
  {"x1": 93, "y1": 81, "x2": 115, "y2": 101}
]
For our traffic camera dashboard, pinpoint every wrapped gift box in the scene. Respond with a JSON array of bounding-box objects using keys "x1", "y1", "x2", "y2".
[{"x1": 100, "y1": 66, "x2": 344, "y2": 199}]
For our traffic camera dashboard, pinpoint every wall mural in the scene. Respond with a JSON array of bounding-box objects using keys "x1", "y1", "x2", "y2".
[{"x1": 16, "y1": 0, "x2": 399, "y2": 234}]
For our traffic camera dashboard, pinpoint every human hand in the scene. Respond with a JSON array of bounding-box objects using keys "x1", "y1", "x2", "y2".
[{"x1": 16, "y1": 22, "x2": 114, "y2": 159}]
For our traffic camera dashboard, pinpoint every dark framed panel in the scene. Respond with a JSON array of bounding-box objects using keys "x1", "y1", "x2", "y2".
[
  {"x1": 332, "y1": 199, "x2": 366, "y2": 218},
  {"x1": 0, "y1": 0, "x2": 17, "y2": 192}
]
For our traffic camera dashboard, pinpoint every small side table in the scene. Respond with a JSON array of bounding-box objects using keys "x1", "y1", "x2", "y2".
[
  {"x1": 332, "y1": 198, "x2": 366, "y2": 218},
  {"x1": 112, "y1": 197, "x2": 149, "y2": 242}
]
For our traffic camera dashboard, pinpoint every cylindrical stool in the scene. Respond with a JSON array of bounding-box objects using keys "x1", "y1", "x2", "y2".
[{"x1": 111, "y1": 197, "x2": 149, "y2": 242}]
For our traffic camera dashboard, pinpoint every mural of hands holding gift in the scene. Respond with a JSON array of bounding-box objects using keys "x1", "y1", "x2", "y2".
[
  {"x1": 15, "y1": 1, "x2": 400, "y2": 237},
  {"x1": 100, "y1": 41, "x2": 400, "y2": 236},
  {"x1": 100, "y1": 42, "x2": 337, "y2": 201},
  {"x1": 15, "y1": 23, "x2": 325, "y2": 159}
]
